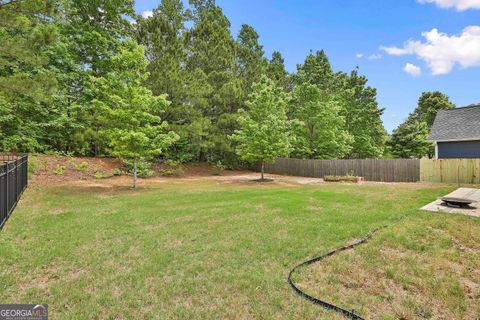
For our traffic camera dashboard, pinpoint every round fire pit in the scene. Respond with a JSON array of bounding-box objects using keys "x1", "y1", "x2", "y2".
[{"x1": 441, "y1": 197, "x2": 476, "y2": 208}]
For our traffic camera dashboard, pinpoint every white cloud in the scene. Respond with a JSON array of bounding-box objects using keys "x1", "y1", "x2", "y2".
[
  {"x1": 356, "y1": 53, "x2": 364, "y2": 59},
  {"x1": 418, "y1": 0, "x2": 480, "y2": 11},
  {"x1": 381, "y1": 26, "x2": 480, "y2": 75},
  {"x1": 368, "y1": 53, "x2": 382, "y2": 60},
  {"x1": 142, "y1": 10, "x2": 153, "y2": 18},
  {"x1": 404, "y1": 63, "x2": 422, "y2": 76}
]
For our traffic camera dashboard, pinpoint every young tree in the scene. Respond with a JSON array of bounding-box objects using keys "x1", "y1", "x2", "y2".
[
  {"x1": 230, "y1": 76, "x2": 292, "y2": 180},
  {"x1": 291, "y1": 83, "x2": 352, "y2": 159},
  {"x1": 88, "y1": 40, "x2": 178, "y2": 188}
]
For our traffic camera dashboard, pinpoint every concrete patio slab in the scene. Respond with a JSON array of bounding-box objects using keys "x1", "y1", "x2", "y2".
[{"x1": 421, "y1": 188, "x2": 480, "y2": 217}]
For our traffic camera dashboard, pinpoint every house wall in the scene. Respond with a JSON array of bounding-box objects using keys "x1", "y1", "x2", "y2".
[{"x1": 437, "y1": 140, "x2": 480, "y2": 159}]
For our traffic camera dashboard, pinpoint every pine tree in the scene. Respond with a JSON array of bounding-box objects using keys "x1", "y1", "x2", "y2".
[
  {"x1": 186, "y1": 2, "x2": 241, "y2": 163},
  {"x1": 295, "y1": 50, "x2": 334, "y2": 91},
  {"x1": 338, "y1": 69, "x2": 387, "y2": 158},
  {"x1": 266, "y1": 51, "x2": 290, "y2": 91},
  {"x1": 236, "y1": 24, "x2": 267, "y2": 102}
]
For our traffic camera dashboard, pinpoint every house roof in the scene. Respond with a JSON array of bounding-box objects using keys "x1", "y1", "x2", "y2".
[{"x1": 428, "y1": 104, "x2": 480, "y2": 142}]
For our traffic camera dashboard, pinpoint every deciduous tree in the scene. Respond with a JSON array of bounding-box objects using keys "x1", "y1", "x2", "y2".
[
  {"x1": 88, "y1": 40, "x2": 178, "y2": 188},
  {"x1": 231, "y1": 76, "x2": 292, "y2": 180}
]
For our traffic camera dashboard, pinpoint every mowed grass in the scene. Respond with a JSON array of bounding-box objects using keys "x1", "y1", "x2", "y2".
[{"x1": 0, "y1": 179, "x2": 478, "y2": 319}]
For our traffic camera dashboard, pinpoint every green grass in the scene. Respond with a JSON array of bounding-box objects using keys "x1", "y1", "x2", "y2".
[{"x1": 0, "y1": 180, "x2": 478, "y2": 319}]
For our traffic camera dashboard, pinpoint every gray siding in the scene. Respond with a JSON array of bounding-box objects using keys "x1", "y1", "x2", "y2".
[{"x1": 437, "y1": 140, "x2": 480, "y2": 159}]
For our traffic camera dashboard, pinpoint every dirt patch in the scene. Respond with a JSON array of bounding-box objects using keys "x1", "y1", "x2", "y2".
[{"x1": 29, "y1": 155, "x2": 442, "y2": 191}]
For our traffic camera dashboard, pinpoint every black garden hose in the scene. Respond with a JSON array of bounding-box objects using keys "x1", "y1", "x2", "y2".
[{"x1": 287, "y1": 225, "x2": 389, "y2": 320}]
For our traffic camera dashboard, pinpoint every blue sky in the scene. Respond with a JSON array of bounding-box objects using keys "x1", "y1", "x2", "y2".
[{"x1": 134, "y1": 0, "x2": 480, "y2": 132}]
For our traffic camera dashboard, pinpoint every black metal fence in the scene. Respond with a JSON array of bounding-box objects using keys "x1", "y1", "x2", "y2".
[{"x1": 0, "y1": 155, "x2": 28, "y2": 229}]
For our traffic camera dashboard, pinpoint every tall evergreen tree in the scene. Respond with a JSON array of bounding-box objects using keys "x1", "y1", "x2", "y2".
[
  {"x1": 186, "y1": 2, "x2": 241, "y2": 162},
  {"x1": 338, "y1": 69, "x2": 387, "y2": 158},
  {"x1": 235, "y1": 24, "x2": 267, "y2": 102},
  {"x1": 295, "y1": 50, "x2": 334, "y2": 91},
  {"x1": 266, "y1": 51, "x2": 290, "y2": 91},
  {"x1": 136, "y1": 0, "x2": 187, "y2": 107}
]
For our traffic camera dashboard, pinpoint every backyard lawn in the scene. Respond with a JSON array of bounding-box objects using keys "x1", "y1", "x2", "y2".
[{"x1": 0, "y1": 178, "x2": 479, "y2": 319}]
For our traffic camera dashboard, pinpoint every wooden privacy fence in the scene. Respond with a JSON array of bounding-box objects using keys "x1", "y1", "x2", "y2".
[
  {"x1": 0, "y1": 155, "x2": 28, "y2": 229},
  {"x1": 261, "y1": 158, "x2": 420, "y2": 182},
  {"x1": 420, "y1": 158, "x2": 480, "y2": 184}
]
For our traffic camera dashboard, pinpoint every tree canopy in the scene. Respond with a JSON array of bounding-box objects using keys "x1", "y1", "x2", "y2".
[
  {"x1": 389, "y1": 91, "x2": 455, "y2": 158},
  {"x1": 1, "y1": 0, "x2": 401, "y2": 167}
]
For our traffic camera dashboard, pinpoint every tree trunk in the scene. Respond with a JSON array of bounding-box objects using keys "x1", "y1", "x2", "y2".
[
  {"x1": 133, "y1": 158, "x2": 137, "y2": 189},
  {"x1": 261, "y1": 160, "x2": 264, "y2": 180}
]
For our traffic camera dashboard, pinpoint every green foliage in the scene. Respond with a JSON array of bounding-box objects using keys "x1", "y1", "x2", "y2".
[
  {"x1": 231, "y1": 76, "x2": 293, "y2": 165},
  {"x1": 87, "y1": 39, "x2": 179, "y2": 165},
  {"x1": 123, "y1": 159, "x2": 155, "y2": 178},
  {"x1": 0, "y1": 0, "x2": 59, "y2": 152},
  {"x1": 389, "y1": 120, "x2": 432, "y2": 159},
  {"x1": 266, "y1": 51, "x2": 290, "y2": 91},
  {"x1": 28, "y1": 155, "x2": 40, "y2": 175},
  {"x1": 292, "y1": 53, "x2": 386, "y2": 159},
  {"x1": 389, "y1": 92, "x2": 455, "y2": 158},
  {"x1": 211, "y1": 160, "x2": 226, "y2": 175},
  {"x1": 290, "y1": 83, "x2": 352, "y2": 159},
  {"x1": 54, "y1": 165, "x2": 65, "y2": 175},
  {"x1": 338, "y1": 69, "x2": 387, "y2": 158},
  {"x1": 93, "y1": 168, "x2": 121, "y2": 179},
  {"x1": 0, "y1": 0, "x2": 389, "y2": 165},
  {"x1": 160, "y1": 160, "x2": 184, "y2": 176},
  {"x1": 74, "y1": 161, "x2": 89, "y2": 173}
]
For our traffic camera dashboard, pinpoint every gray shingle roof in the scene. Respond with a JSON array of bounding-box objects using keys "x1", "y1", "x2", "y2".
[{"x1": 428, "y1": 104, "x2": 480, "y2": 141}]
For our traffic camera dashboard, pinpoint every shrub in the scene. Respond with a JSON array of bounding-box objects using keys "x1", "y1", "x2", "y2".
[
  {"x1": 93, "y1": 168, "x2": 121, "y2": 179},
  {"x1": 160, "y1": 160, "x2": 184, "y2": 177},
  {"x1": 109, "y1": 168, "x2": 122, "y2": 176},
  {"x1": 211, "y1": 161, "x2": 226, "y2": 176},
  {"x1": 75, "y1": 161, "x2": 89, "y2": 173},
  {"x1": 94, "y1": 172, "x2": 105, "y2": 179}
]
